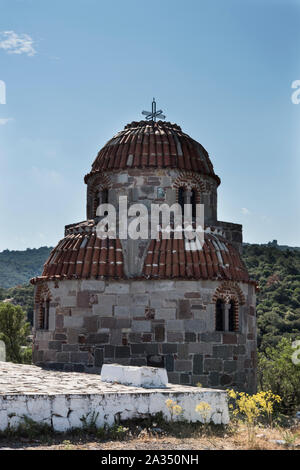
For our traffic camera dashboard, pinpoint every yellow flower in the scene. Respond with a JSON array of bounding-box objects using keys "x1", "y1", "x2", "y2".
[
  {"x1": 173, "y1": 405, "x2": 183, "y2": 415},
  {"x1": 165, "y1": 399, "x2": 174, "y2": 408}
]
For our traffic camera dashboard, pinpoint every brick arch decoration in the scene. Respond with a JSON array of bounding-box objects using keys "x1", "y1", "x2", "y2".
[
  {"x1": 87, "y1": 174, "x2": 112, "y2": 218},
  {"x1": 35, "y1": 283, "x2": 52, "y2": 329},
  {"x1": 212, "y1": 281, "x2": 246, "y2": 332},
  {"x1": 173, "y1": 171, "x2": 211, "y2": 204}
]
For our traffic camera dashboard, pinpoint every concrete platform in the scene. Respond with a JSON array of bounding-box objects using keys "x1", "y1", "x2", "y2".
[{"x1": 0, "y1": 362, "x2": 229, "y2": 432}]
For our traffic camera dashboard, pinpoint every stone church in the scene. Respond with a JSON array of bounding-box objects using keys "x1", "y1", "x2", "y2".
[{"x1": 31, "y1": 116, "x2": 257, "y2": 392}]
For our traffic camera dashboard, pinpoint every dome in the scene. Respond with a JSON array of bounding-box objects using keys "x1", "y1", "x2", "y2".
[{"x1": 84, "y1": 120, "x2": 220, "y2": 185}]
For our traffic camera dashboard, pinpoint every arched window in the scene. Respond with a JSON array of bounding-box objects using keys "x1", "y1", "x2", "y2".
[
  {"x1": 177, "y1": 187, "x2": 198, "y2": 219},
  {"x1": 178, "y1": 187, "x2": 185, "y2": 214},
  {"x1": 38, "y1": 298, "x2": 50, "y2": 330},
  {"x1": 94, "y1": 188, "x2": 109, "y2": 217},
  {"x1": 228, "y1": 299, "x2": 237, "y2": 332},
  {"x1": 191, "y1": 189, "x2": 197, "y2": 219},
  {"x1": 216, "y1": 299, "x2": 225, "y2": 331}
]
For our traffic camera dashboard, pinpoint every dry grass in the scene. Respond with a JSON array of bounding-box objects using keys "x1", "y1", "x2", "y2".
[{"x1": 0, "y1": 421, "x2": 299, "y2": 450}]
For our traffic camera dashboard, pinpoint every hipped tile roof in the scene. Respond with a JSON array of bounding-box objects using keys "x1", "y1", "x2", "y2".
[
  {"x1": 30, "y1": 230, "x2": 124, "y2": 284},
  {"x1": 143, "y1": 233, "x2": 251, "y2": 282},
  {"x1": 31, "y1": 224, "x2": 252, "y2": 285},
  {"x1": 84, "y1": 121, "x2": 220, "y2": 184}
]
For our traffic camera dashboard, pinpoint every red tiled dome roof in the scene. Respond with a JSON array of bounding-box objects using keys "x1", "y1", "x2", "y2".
[
  {"x1": 84, "y1": 121, "x2": 220, "y2": 184},
  {"x1": 31, "y1": 223, "x2": 251, "y2": 284}
]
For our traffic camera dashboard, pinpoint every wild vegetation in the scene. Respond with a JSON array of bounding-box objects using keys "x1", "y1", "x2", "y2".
[
  {"x1": 242, "y1": 243, "x2": 300, "y2": 352},
  {"x1": 0, "y1": 246, "x2": 52, "y2": 288}
]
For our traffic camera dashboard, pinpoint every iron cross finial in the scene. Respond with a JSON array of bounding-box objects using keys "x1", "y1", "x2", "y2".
[{"x1": 142, "y1": 98, "x2": 166, "y2": 122}]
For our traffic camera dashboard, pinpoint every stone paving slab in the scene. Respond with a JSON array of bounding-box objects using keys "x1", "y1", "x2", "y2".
[{"x1": 0, "y1": 362, "x2": 209, "y2": 395}]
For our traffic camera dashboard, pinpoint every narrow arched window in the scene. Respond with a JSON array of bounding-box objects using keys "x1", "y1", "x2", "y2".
[
  {"x1": 39, "y1": 302, "x2": 45, "y2": 329},
  {"x1": 94, "y1": 188, "x2": 109, "y2": 217},
  {"x1": 178, "y1": 187, "x2": 185, "y2": 214},
  {"x1": 45, "y1": 299, "x2": 50, "y2": 330},
  {"x1": 191, "y1": 189, "x2": 197, "y2": 219},
  {"x1": 228, "y1": 299, "x2": 237, "y2": 332},
  {"x1": 38, "y1": 299, "x2": 50, "y2": 330},
  {"x1": 216, "y1": 299, "x2": 225, "y2": 331}
]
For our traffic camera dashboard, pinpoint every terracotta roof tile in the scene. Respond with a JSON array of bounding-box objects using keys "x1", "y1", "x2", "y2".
[
  {"x1": 142, "y1": 232, "x2": 251, "y2": 283},
  {"x1": 31, "y1": 226, "x2": 124, "y2": 283},
  {"x1": 84, "y1": 121, "x2": 220, "y2": 185}
]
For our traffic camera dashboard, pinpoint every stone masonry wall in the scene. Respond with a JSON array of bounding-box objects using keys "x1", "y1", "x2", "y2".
[{"x1": 33, "y1": 279, "x2": 257, "y2": 393}]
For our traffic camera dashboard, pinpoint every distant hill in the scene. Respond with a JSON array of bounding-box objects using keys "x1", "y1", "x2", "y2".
[{"x1": 0, "y1": 246, "x2": 52, "y2": 288}]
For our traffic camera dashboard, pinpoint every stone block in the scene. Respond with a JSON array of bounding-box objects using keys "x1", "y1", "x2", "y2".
[
  {"x1": 115, "y1": 318, "x2": 131, "y2": 329},
  {"x1": 64, "y1": 315, "x2": 84, "y2": 328},
  {"x1": 154, "y1": 325, "x2": 165, "y2": 342},
  {"x1": 94, "y1": 348, "x2": 104, "y2": 367},
  {"x1": 185, "y1": 332, "x2": 196, "y2": 342},
  {"x1": 133, "y1": 294, "x2": 149, "y2": 306},
  {"x1": 104, "y1": 345, "x2": 115, "y2": 357},
  {"x1": 101, "y1": 364, "x2": 168, "y2": 388},
  {"x1": 223, "y1": 333, "x2": 237, "y2": 344},
  {"x1": 177, "y1": 299, "x2": 192, "y2": 319},
  {"x1": 178, "y1": 344, "x2": 189, "y2": 359},
  {"x1": 86, "y1": 333, "x2": 109, "y2": 344},
  {"x1": 105, "y1": 283, "x2": 130, "y2": 294},
  {"x1": 92, "y1": 295, "x2": 116, "y2": 316},
  {"x1": 114, "y1": 306, "x2": 130, "y2": 317},
  {"x1": 131, "y1": 343, "x2": 145, "y2": 354},
  {"x1": 156, "y1": 308, "x2": 176, "y2": 320},
  {"x1": 162, "y1": 343, "x2": 178, "y2": 354},
  {"x1": 116, "y1": 294, "x2": 132, "y2": 306},
  {"x1": 56, "y1": 352, "x2": 70, "y2": 363},
  {"x1": 48, "y1": 341, "x2": 62, "y2": 351},
  {"x1": 130, "y1": 282, "x2": 146, "y2": 293},
  {"x1": 193, "y1": 354, "x2": 203, "y2": 374},
  {"x1": 70, "y1": 352, "x2": 89, "y2": 363},
  {"x1": 188, "y1": 342, "x2": 212, "y2": 355},
  {"x1": 204, "y1": 358, "x2": 223, "y2": 372},
  {"x1": 200, "y1": 332, "x2": 222, "y2": 343},
  {"x1": 184, "y1": 319, "x2": 205, "y2": 332},
  {"x1": 132, "y1": 320, "x2": 151, "y2": 332},
  {"x1": 213, "y1": 345, "x2": 233, "y2": 360},
  {"x1": 83, "y1": 316, "x2": 99, "y2": 332},
  {"x1": 174, "y1": 360, "x2": 192, "y2": 372},
  {"x1": 77, "y1": 291, "x2": 91, "y2": 308},
  {"x1": 100, "y1": 317, "x2": 116, "y2": 329},
  {"x1": 165, "y1": 354, "x2": 174, "y2": 372},
  {"x1": 224, "y1": 361, "x2": 238, "y2": 373},
  {"x1": 115, "y1": 346, "x2": 131, "y2": 358},
  {"x1": 167, "y1": 332, "x2": 183, "y2": 342}
]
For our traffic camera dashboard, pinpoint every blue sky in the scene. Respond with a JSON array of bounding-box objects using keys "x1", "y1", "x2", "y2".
[{"x1": 0, "y1": 0, "x2": 299, "y2": 251}]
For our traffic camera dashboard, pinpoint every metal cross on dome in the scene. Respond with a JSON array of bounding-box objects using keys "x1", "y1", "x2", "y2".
[{"x1": 142, "y1": 98, "x2": 166, "y2": 122}]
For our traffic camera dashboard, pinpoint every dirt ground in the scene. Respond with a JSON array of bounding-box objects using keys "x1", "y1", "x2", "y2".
[{"x1": 0, "y1": 423, "x2": 299, "y2": 450}]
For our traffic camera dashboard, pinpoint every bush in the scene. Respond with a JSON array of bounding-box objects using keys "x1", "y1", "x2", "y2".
[
  {"x1": 0, "y1": 303, "x2": 30, "y2": 363},
  {"x1": 258, "y1": 337, "x2": 300, "y2": 414}
]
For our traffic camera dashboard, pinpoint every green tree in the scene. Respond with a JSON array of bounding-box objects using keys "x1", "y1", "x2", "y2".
[
  {"x1": 0, "y1": 303, "x2": 31, "y2": 363},
  {"x1": 258, "y1": 337, "x2": 300, "y2": 414}
]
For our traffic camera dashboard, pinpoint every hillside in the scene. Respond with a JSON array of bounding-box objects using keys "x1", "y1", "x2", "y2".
[
  {"x1": 242, "y1": 244, "x2": 300, "y2": 351},
  {"x1": 0, "y1": 246, "x2": 52, "y2": 288}
]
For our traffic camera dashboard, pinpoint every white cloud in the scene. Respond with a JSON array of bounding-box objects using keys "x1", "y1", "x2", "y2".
[
  {"x1": 0, "y1": 31, "x2": 36, "y2": 56},
  {"x1": 0, "y1": 118, "x2": 13, "y2": 125},
  {"x1": 241, "y1": 207, "x2": 251, "y2": 215}
]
